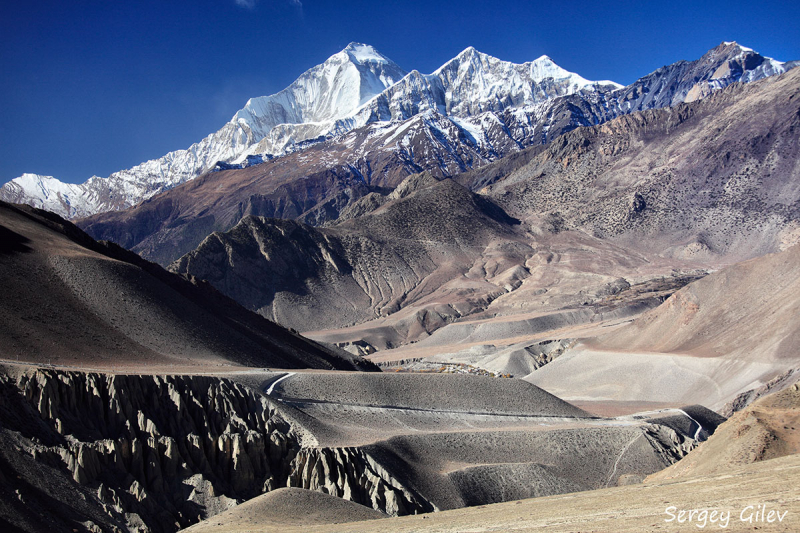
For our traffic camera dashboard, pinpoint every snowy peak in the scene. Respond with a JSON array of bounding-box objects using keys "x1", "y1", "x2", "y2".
[
  {"x1": 702, "y1": 41, "x2": 786, "y2": 72},
  {"x1": 530, "y1": 55, "x2": 583, "y2": 84},
  {"x1": 721, "y1": 41, "x2": 754, "y2": 53},
  {"x1": 716, "y1": 41, "x2": 757, "y2": 55},
  {"x1": 233, "y1": 43, "x2": 406, "y2": 129},
  {"x1": 677, "y1": 41, "x2": 790, "y2": 103},
  {"x1": 434, "y1": 45, "x2": 501, "y2": 75},
  {"x1": 342, "y1": 42, "x2": 392, "y2": 65},
  {"x1": 429, "y1": 46, "x2": 619, "y2": 117},
  {"x1": 229, "y1": 43, "x2": 407, "y2": 158},
  {"x1": 437, "y1": 47, "x2": 611, "y2": 87},
  {"x1": 1, "y1": 174, "x2": 92, "y2": 218}
]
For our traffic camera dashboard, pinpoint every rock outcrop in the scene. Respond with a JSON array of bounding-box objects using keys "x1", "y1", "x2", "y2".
[
  {"x1": 287, "y1": 447, "x2": 431, "y2": 515},
  {"x1": 0, "y1": 369, "x2": 423, "y2": 532}
]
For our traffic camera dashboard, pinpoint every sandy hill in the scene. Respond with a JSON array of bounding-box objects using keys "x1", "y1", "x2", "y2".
[
  {"x1": 528, "y1": 244, "x2": 800, "y2": 411},
  {"x1": 0, "y1": 201, "x2": 375, "y2": 371},
  {"x1": 183, "y1": 487, "x2": 386, "y2": 532},
  {"x1": 594, "y1": 243, "x2": 800, "y2": 362}
]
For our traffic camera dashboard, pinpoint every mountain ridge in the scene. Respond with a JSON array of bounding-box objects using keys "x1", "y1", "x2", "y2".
[
  {"x1": 167, "y1": 66, "x2": 800, "y2": 352},
  {"x1": 5, "y1": 41, "x2": 786, "y2": 221}
]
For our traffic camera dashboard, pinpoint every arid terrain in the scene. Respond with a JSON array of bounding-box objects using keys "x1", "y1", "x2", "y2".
[
  {"x1": 0, "y1": 201, "x2": 374, "y2": 372},
  {"x1": 528, "y1": 243, "x2": 800, "y2": 412},
  {"x1": 183, "y1": 454, "x2": 800, "y2": 533},
  {"x1": 181, "y1": 383, "x2": 800, "y2": 533},
  {"x1": 1, "y1": 39, "x2": 799, "y2": 533}
]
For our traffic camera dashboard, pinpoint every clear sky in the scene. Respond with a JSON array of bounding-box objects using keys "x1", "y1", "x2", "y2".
[{"x1": 2, "y1": 0, "x2": 799, "y2": 185}]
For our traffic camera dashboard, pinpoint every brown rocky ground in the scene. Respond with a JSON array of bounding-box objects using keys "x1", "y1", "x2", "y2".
[{"x1": 648, "y1": 383, "x2": 800, "y2": 481}]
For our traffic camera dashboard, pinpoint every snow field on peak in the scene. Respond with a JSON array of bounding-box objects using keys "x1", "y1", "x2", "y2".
[{"x1": 345, "y1": 43, "x2": 388, "y2": 63}]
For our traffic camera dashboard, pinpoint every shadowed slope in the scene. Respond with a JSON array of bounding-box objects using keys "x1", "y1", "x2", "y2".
[
  {"x1": 0, "y1": 201, "x2": 376, "y2": 371},
  {"x1": 170, "y1": 178, "x2": 529, "y2": 335}
]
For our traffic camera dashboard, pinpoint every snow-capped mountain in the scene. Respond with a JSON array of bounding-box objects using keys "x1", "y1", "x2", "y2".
[
  {"x1": 298, "y1": 41, "x2": 795, "y2": 188},
  {"x1": 237, "y1": 46, "x2": 620, "y2": 162},
  {"x1": 229, "y1": 43, "x2": 407, "y2": 158},
  {"x1": 74, "y1": 42, "x2": 797, "y2": 267},
  {"x1": 0, "y1": 43, "x2": 615, "y2": 219},
  {"x1": 0, "y1": 43, "x2": 407, "y2": 219},
  {"x1": 1, "y1": 41, "x2": 793, "y2": 220},
  {"x1": 0, "y1": 174, "x2": 106, "y2": 219},
  {"x1": 385, "y1": 46, "x2": 620, "y2": 119}
]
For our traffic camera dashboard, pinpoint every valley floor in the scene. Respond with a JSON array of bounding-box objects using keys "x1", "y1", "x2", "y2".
[{"x1": 188, "y1": 453, "x2": 800, "y2": 533}]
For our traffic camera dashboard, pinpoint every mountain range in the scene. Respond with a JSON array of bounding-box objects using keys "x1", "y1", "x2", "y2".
[
  {"x1": 163, "y1": 65, "x2": 800, "y2": 352},
  {"x1": 1, "y1": 42, "x2": 792, "y2": 222}
]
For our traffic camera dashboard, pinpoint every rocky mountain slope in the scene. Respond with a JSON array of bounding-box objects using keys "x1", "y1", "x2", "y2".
[
  {"x1": 483, "y1": 66, "x2": 800, "y2": 263},
  {"x1": 0, "y1": 369, "x2": 314, "y2": 533},
  {"x1": 165, "y1": 67, "x2": 800, "y2": 356},
  {"x1": 0, "y1": 200, "x2": 375, "y2": 371},
  {"x1": 167, "y1": 170, "x2": 687, "y2": 351},
  {"x1": 593, "y1": 244, "x2": 800, "y2": 362},
  {"x1": 168, "y1": 175, "x2": 536, "y2": 334}
]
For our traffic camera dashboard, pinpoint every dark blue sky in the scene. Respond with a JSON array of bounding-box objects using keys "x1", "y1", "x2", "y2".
[{"x1": 2, "y1": 0, "x2": 799, "y2": 185}]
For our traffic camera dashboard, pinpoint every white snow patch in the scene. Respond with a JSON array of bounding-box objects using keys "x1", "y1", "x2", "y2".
[{"x1": 346, "y1": 43, "x2": 388, "y2": 64}]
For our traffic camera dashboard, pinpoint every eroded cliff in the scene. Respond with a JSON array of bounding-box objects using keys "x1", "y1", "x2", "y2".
[{"x1": 0, "y1": 369, "x2": 424, "y2": 532}]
